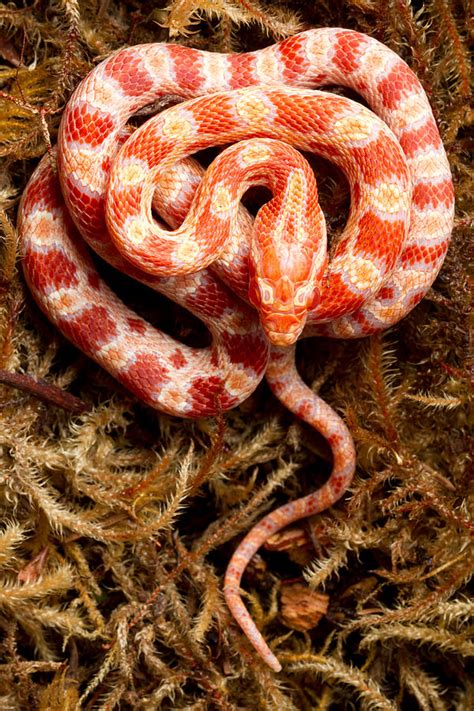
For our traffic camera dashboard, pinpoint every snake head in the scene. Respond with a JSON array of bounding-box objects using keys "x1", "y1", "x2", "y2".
[
  {"x1": 248, "y1": 246, "x2": 326, "y2": 347},
  {"x1": 244, "y1": 144, "x2": 328, "y2": 346}
]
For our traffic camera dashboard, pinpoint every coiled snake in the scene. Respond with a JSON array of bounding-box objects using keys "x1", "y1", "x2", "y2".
[{"x1": 18, "y1": 28, "x2": 454, "y2": 671}]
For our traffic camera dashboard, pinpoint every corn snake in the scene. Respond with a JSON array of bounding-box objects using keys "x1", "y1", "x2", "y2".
[{"x1": 17, "y1": 27, "x2": 454, "y2": 671}]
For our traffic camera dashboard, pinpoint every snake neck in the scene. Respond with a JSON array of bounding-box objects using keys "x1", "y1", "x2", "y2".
[{"x1": 246, "y1": 149, "x2": 327, "y2": 346}]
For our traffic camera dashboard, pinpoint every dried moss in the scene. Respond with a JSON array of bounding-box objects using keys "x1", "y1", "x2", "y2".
[{"x1": 0, "y1": 1, "x2": 472, "y2": 709}]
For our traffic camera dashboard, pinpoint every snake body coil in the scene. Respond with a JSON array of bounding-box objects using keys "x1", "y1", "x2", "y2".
[{"x1": 18, "y1": 28, "x2": 454, "y2": 671}]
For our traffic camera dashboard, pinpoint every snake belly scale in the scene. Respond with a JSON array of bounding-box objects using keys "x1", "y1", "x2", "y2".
[{"x1": 18, "y1": 28, "x2": 454, "y2": 671}]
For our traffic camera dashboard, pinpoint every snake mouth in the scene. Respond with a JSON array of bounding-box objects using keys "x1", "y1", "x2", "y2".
[
  {"x1": 263, "y1": 312, "x2": 306, "y2": 346},
  {"x1": 266, "y1": 330, "x2": 299, "y2": 346}
]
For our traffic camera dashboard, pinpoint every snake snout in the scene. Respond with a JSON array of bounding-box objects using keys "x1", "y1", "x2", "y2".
[
  {"x1": 263, "y1": 313, "x2": 305, "y2": 347},
  {"x1": 267, "y1": 330, "x2": 299, "y2": 347}
]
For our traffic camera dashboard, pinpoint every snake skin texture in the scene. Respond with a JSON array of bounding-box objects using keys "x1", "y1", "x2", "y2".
[{"x1": 17, "y1": 28, "x2": 454, "y2": 671}]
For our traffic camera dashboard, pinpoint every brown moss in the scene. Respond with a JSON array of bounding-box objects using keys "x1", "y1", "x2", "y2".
[{"x1": 0, "y1": 0, "x2": 472, "y2": 708}]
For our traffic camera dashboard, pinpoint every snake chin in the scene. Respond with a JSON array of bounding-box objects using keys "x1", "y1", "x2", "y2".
[
  {"x1": 266, "y1": 330, "x2": 299, "y2": 347},
  {"x1": 263, "y1": 315, "x2": 306, "y2": 346}
]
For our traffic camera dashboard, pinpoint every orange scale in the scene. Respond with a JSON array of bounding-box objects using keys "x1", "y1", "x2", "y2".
[
  {"x1": 228, "y1": 53, "x2": 257, "y2": 89},
  {"x1": 192, "y1": 212, "x2": 230, "y2": 249},
  {"x1": 412, "y1": 182, "x2": 435, "y2": 209},
  {"x1": 314, "y1": 142, "x2": 341, "y2": 161},
  {"x1": 24, "y1": 247, "x2": 80, "y2": 294},
  {"x1": 20, "y1": 187, "x2": 41, "y2": 216},
  {"x1": 351, "y1": 137, "x2": 406, "y2": 183},
  {"x1": 87, "y1": 272, "x2": 101, "y2": 291},
  {"x1": 427, "y1": 243, "x2": 446, "y2": 263},
  {"x1": 61, "y1": 225, "x2": 94, "y2": 264},
  {"x1": 120, "y1": 353, "x2": 169, "y2": 403},
  {"x1": 273, "y1": 98, "x2": 336, "y2": 137},
  {"x1": 278, "y1": 35, "x2": 310, "y2": 81},
  {"x1": 166, "y1": 45, "x2": 205, "y2": 94},
  {"x1": 316, "y1": 275, "x2": 363, "y2": 319},
  {"x1": 20, "y1": 167, "x2": 47, "y2": 208},
  {"x1": 58, "y1": 305, "x2": 118, "y2": 354},
  {"x1": 440, "y1": 180, "x2": 455, "y2": 206},
  {"x1": 352, "y1": 77, "x2": 369, "y2": 94},
  {"x1": 412, "y1": 179, "x2": 453, "y2": 210},
  {"x1": 139, "y1": 241, "x2": 176, "y2": 271},
  {"x1": 170, "y1": 349, "x2": 188, "y2": 369},
  {"x1": 326, "y1": 431, "x2": 344, "y2": 447},
  {"x1": 221, "y1": 331, "x2": 268, "y2": 371},
  {"x1": 100, "y1": 155, "x2": 112, "y2": 174},
  {"x1": 62, "y1": 104, "x2": 115, "y2": 147},
  {"x1": 436, "y1": 241, "x2": 449, "y2": 259},
  {"x1": 351, "y1": 180, "x2": 362, "y2": 207},
  {"x1": 122, "y1": 136, "x2": 169, "y2": 167},
  {"x1": 307, "y1": 70, "x2": 330, "y2": 85},
  {"x1": 377, "y1": 285, "x2": 395, "y2": 301},
  {"x1": 210, "y1": 348, "x2": 220, "y2": 369},
  {"x1": 350, "y1": 309, "x2": 374, "y2": 331},
  {"x1": 400, "y1": 244, "x2": 427, "y2": 266},
  {"x1": 62, "y1": 176, "x2": 102, "y2": 214},
  {"x1": 199, "y1": 103, "x2": 238, "y2": 138},
  {"x1": 406, "y1": 291, "x2": 424, "y2": 309},
  {"x1": 328, "y1": 473, "x2": 347, "y2": 497},
  {"x1": 265, "y1": 377, "x2": 286, "y2": 397},
  {"x1": 184, "y1": 280, "x2": 230, "y2": 319},
  {"x1": 294, "y1": 401, "x2": 313, "y2": 419},
  {"x1": 352, "y1": 213, "x2": 405, "y2": 265},
  {"x1": 23, "y1": 184, "x2": 57, "y2": 214},
  {"x1": 126, "y1": 317, "x2": 147, "y2": 335},
  {"x1": 107, "y1": 195, "x2": 136, "y2": 233},
  {"x1": 377, "y1": 63, "x2": 421, "y2": 110},
  {"x1": 104, "y1": 51, "x2": 154, "y2": 97},
  {"x1": 333, "y1": 31, "x2": 368, "y2": 73},
  {"x1": 400, "y1": 120, "x2": 442, "y2": 158},
  {"x1": 188, "y1": 375, "x2": 229, "y2": 415}
]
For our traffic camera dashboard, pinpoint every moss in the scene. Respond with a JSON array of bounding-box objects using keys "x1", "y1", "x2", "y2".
[{"x1": 0, "y1": 1, "x2": 471, "y2": 708}]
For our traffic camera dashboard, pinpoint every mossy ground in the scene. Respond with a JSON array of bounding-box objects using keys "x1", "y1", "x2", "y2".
[{"x1": 0, "y1": 1, "x2": 471, "y2": 709}]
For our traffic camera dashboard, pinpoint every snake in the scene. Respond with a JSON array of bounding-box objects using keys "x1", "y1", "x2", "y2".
[{"x1": 17, "y1": 27, "x2": 454, "y2": 671}]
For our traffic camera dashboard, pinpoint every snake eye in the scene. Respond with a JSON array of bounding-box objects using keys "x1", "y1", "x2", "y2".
[
  {"x1": 257, "y1": 279, "x2": 275, "y2": 306},
  {"x1": 294, "y1": 284, "x2": 313, "y2": 308}
]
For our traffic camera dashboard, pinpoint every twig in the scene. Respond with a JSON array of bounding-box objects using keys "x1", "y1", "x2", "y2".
[{"x1": 0, "y1": 369, "x2": 87, "y2": 413}]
